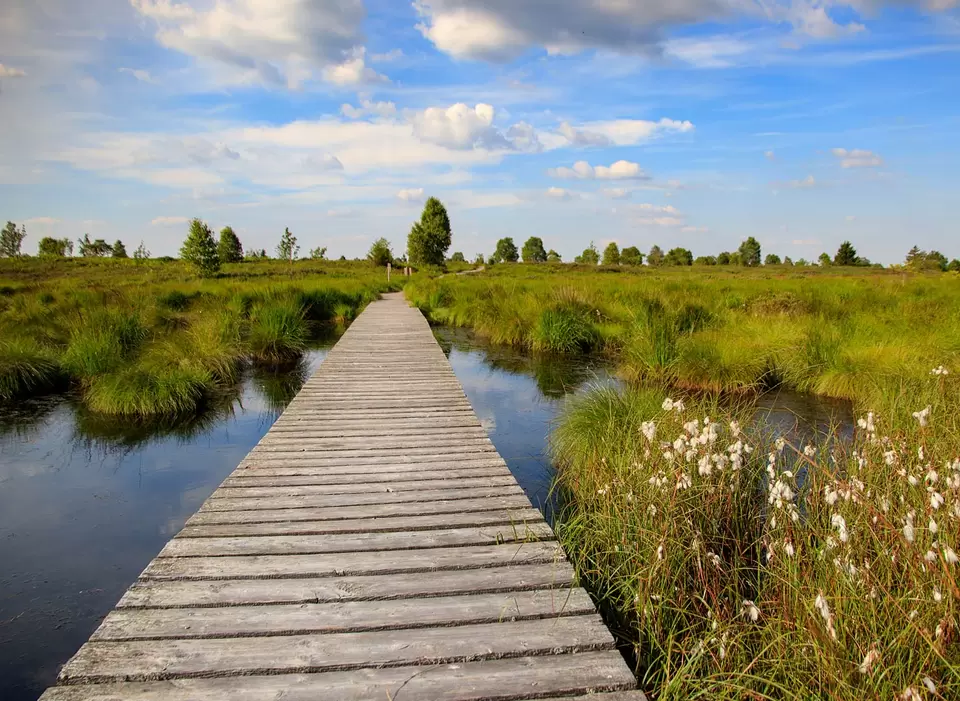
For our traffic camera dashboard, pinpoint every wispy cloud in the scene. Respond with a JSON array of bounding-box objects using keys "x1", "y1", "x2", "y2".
[
  {"x1": 831, "y1": 148, "x2": 882, "y2": 168},
  {"x1": 151, "y1": 216, "x2": 190, "y2": 226}
]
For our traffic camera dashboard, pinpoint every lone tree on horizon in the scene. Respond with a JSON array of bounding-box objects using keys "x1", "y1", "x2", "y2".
[
  {"x1": 834, "y1": 241, "x2": 858, "y2": 266},
  {"x1": 368, "y1": 237, "x2": 393, "y2": 267},
  {"x1": 738, "y1": 236, "x2": 762, "y2": 267},
  {"x1": 180, "y1": 218, "x2": 220, "y2": 277},
  {"x1": 0, "y1": 222, "x2": 26, "y2": 257},
  {"x1": 621, "y1": 246, "x2": 643, "y2": 266},
  {"x1": 521, "y1": 236, "x2": 547, "y2": 263},
  {"x1": 575, "y1": 242, "x2": 600, "y2": 265},
  {"x1": 277, "y1": 227, "x2": 299, "y2": 263},
  {"x1": 38, "y1": 236, "x2": 72, "y2": 257},
  {"x1": 407, "y1": 197, "x2": 452, "y2": 266},
  {"x1": 218, "y1": 226, "x2": 243, "y2": 263},
  {"x1": 494, "y1": 237, "x2": 519, "y2": 263},
  {"x1": 602, "y1": 242, "x2": 621, "y2": 266},
  {"x1": 647, "y1": 245, "x2": 664, "y2": 267},
  {"x1": 111, "y1": 240, "x2": 128, "y2": 258}
]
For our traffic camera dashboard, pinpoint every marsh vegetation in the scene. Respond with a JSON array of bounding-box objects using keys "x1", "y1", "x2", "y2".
[{"x1": 0, "y1": 257, "x2": 401, "y2": 416}]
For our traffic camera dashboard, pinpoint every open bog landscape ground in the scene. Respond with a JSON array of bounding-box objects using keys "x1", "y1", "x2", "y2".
[{"x1": 2, "y1": 256, "x2": 958, "y2": 700}]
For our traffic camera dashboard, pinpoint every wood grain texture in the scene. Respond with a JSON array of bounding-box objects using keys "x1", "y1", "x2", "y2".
[
  {"x1": 40, "y1": 293, "x2": 639, "y2": 701},
  {"x1": 41, "y1": 652, "x2": 640, "y2": 701},
  {"x1": 118, "y1": 562, "x2": 577, "y2": 608}
]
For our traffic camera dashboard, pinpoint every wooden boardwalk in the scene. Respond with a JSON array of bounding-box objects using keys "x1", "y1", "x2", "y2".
[{"x1": 40, "y1": 293, "x2": 643, "y2": 701}]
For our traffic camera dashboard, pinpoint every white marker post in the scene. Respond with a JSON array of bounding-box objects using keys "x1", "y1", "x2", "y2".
[{"x1": 387, "y1": 262, "x2": 391, "y2": 281}]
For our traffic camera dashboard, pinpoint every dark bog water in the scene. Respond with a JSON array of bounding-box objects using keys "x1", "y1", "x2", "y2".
[{"x1": 0, "y1": 327, "x2": 853, "y2": 701}]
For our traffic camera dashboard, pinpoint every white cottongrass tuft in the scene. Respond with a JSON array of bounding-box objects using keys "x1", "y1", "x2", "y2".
[
  {"x1": 901, "y1": 686, "x2": 922, "y2": 701},
  {"x1": 903, "y1": 515, "x2": 916, "y2": 544},
  {"x1": 858, "y1": 648, "x2": 879, "y2": 675},
  {"x1": 931, "y1": 365, "x2": 949, "y2": 376},
  {"x1": 944, "y1": 545, "x2": 959, "y2": 564},
  {"x1": 814, "y1": 592, "x2": 837, "y2": 641},
  {"x1": 742, "y1": 599, "x2": 760, "y2": 622},
  {"x1": 831, "y1": 513, "x2": 849, "y2": 543},
  {"x1": 640, "y1": 421, "x2": 656, "y2": 442},
  {"x1": 912, "y1": 405, "x2": 931, "y2": 427}
]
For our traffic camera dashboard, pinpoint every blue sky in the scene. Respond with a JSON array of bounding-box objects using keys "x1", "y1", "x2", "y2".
[{"x1": 0, "y1": 0, "x2": 958, "y2": 263}]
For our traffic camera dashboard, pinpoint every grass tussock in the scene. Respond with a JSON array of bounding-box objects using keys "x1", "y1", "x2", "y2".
[
  {"x1": 247, "y1": 299, "x2": 309, "y2": 363},
  {"x1": 0, "y1": 338, "x2": 62, "y2": 399},
  {"x1": 550, "y1": 382, "x2": 960, "y2": 700}
]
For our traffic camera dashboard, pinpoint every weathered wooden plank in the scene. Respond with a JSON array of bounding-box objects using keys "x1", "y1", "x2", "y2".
[
  {"x1": 266, "y1": 422, "x2": 485, "y2": 435},
  {"x1": 141, "y1": 541, "x2": 567, "y2": 580},
  {"x1": 119, "y1": 562, "x2": 576, "y2": 608},
  {"x1": 272, "y1": 408, "x2": 478, "y2": 420},
  {"x1": 251, "y1": 436, "x2": 494, "y2": 452},
  {"x1": 94, "y1": 588, "x2": 595, "y2": 640},
  {"x1": 41, "y1": 652, "x2": 637, "y2": 701},
  {"x1": 238, "y1": 452, "x2": 504, "y2": 469},
  {"x1": 59, "y1": 615, "x2": 615, "y2": 683},
  {"x1": 179, "y1": 507, "x2": 543, "y2": 537},
  {"x1": 221, "y1": 466, "x2": 511, "y2": 487},
  {"x1": 230, "y1": 458, "x2": 506, "y2": 477},
  {"x1": 201, "y1": 485, "x2": 527, "y2": 511},
  {"x1": 160, "y1": 523, "x2": 553, "y2": 557},
  {"x1": 256, "y1": 427, "x2": 489, "y2": 442},
  {"x1": 209, "y1": 476, "x2": 518, "y2": 499},
  {"x1": 188, "y1": 495, "x2": 533, "y2": 524}
]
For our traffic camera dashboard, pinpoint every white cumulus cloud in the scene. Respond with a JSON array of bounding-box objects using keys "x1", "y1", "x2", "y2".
[
  {"x1": 397, "y1": 187, "x2": 425, "y2": 202},
  {"x1": 411, "y1": 103, "x2": 511, "y2": 150},
  {"x1": 548, "y1": 160, "x2": 646, "y2": 180},
  {"x1": 546, "y1": 187, "x2": 577, "y2": 200},
  {"x1": 341, "y1": 98, "x2": 397, "y2": 120},
  {"x1": 131, "y1": 0, "x2": 371, "y2": 88},
  {"x1": 831, "y1": 148, "x2": 882, "y2": 168},
  {"x1": 322, "y1": 48, "x2": 389, "y2": 86},
  {"x1": 413, "y1": 0, "x2": 923, "y2": 61},
  {"x1": 0, "y1": 64, "x2": 27, "y2": 78}
]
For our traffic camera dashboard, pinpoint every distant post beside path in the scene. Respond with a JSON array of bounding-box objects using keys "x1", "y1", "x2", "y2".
[{"x1": 387, "y1": 262, "x2": 391, "y2": 281}]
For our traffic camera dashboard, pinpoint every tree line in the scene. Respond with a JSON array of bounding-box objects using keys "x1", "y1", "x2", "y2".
[{"x1": 5, "y1": 203, "x2": 959, "y2": 275}]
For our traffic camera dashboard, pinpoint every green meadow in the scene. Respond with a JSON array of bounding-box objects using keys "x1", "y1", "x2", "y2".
[
  {"x1": 407, "y1": 263, "x2": 960, "y2": 699},
  {"x1": 406, "y1": 263, "x2": 960, "y2": 419},
  {"x1": 0, "y1": 257, "x2": 402, "y2": 415}
]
